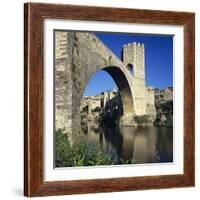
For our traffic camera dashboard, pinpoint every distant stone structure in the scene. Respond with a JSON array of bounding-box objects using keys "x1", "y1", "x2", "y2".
[
  {"x1": 81, "y1": 86, "x2": 157, "y2": 125},
  {"x1": 154, "y1": 87, "x2": 173, "y2": 126},
  {"x1": 80, "y1": 89, "x2": 122, "y2": 122},
  {"x1": 55, "y1": 31, "x2": 156, "y2": 143},
  {"x1": 154, "y1": 87, "x2": 173, "y2": 104}
]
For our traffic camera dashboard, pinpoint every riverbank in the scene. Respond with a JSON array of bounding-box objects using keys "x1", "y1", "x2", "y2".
[{"x1": 55, "y1": 129, "x2": 136, "y2": 167}]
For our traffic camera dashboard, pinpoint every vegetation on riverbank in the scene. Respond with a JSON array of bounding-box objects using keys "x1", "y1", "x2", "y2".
[
  {"x1": 154, "y1": 114, "x2": 173, "y2": 127},
  {"x1": 134, "y1": 115, "x2": 151, "y2": 125},
  {"x1": 55, "y1": 129, "x2": 135, "y2": 167},
  {"x1": 164, "y1": 114, "x2": 173, "y2": 127},
  {"x1": 154, "y1": 100, "x2": 173, "y2": 127}
]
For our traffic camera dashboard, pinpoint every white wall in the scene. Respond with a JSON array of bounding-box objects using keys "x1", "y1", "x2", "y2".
[{"x1": 0, "y1": 0, "x2": 199, "y2": 199}]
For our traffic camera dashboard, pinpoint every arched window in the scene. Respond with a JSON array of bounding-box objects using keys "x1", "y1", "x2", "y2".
[{"x1": 127, "y1": 63, "x2": 134, "y2": 75}]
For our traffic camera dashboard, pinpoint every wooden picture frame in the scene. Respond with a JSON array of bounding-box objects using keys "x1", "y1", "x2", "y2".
[{"x1": 24, "y1": 2, "x2": 195, "y2": 197}]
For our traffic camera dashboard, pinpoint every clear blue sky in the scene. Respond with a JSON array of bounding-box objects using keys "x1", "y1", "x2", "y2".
[{"x1": 84, "y1": 32, "x2": 173, "y2": 96}]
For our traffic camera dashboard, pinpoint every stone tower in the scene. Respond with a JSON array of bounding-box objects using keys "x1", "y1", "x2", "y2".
[{"x1": 122, "y1": 42, "x2": 147, "y2": 115}]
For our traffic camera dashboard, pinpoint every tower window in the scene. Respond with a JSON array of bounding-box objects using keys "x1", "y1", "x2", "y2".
[{"x1": 127, "y1": 63, "x2": 134, "y2": 75}]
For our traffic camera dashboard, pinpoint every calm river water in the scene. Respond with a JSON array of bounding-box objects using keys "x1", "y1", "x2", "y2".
[{"x1": 80, "y1": 122, "x2": 173, "y2": 164}]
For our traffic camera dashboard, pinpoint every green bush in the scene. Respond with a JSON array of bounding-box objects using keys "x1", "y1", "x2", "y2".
[
  {"x1": 55, "y1": 129, "x2": 139, "y2": 167},
  {"x1": 55, "y1": 129, "x2": 115, "y2": 167},
  {"x1": 118, "y1": 158, "x2": 137, "y2": 164},
  {"x1": 165, "y1": 115, "x2": 173, "y2": 127},
  {"x1": 55, "y1": 129, "x2": 72, "y2": 167},
  {"x1": 134, "y1": 115, "x2": 149, "y2": 124}
]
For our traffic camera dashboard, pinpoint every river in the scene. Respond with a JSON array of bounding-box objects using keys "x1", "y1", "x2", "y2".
[{"x1": 80, "y1": 122, "x2": 173, "y2": 164}]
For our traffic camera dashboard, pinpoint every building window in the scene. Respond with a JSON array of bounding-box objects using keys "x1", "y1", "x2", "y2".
[{"x1": 127, "y1": 63, "x2": 134, "y2": 75}]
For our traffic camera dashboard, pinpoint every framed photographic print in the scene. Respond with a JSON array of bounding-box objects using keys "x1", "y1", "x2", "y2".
[{"x1": 24, "y1": 3, "x2": 195, "y2": 197}]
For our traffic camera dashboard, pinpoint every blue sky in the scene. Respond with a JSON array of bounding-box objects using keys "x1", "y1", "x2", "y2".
[{"x1": 84, "y1": 32, "x2": 173, "y2": 96}]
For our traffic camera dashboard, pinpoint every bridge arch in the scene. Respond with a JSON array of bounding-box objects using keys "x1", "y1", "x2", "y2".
[
  {"x1": 55, "y1": 31, "x2": 138, "y2": 143},
  {"x1": 102, "y1": 66, "x2": 134, "y2": 114},
  {"x1": 80, "y1": 65, "x2": 134, "y2": 117}
]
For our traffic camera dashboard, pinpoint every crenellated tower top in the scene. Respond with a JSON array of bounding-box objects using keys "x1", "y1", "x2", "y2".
[{"x1": 122, "y1": 42, "x2": 145, "y2": 80}]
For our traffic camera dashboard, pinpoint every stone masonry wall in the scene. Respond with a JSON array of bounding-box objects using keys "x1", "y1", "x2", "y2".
[{"x1": 55, "y1": 31, "x2": 74, "y2": 142}]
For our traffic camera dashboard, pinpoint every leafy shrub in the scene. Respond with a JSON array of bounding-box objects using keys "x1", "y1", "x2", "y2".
[
  {"x1": 55, "y1": 129, "x2": 72, "y2": 167},
  {"x1": 165, "y1": 115, "x2": 173, "y2": 127},
  {"x1": 55, "y1": 129, "x2": 115, "y2": 167},
  {"x1": 134, "y1": 115, "x2": 149, "y2": 124},
  {"x1": 118, "y1": 158, "x2": 137, "y2": 164}
]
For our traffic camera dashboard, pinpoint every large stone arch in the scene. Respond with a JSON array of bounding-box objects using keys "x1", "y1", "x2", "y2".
[
  {"x1": 78, "y1": 66, "x2": 134, "y2": 130},
  {"x1": 102, "y1": 66, "x2": 134, "y2": 115},
  {"x1": 55, "y1": 31, "x2": 136, "y2": 143}
]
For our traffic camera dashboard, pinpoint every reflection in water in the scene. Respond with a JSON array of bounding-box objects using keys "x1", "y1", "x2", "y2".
[{"x1": 80, "y1": 122, "x2": 173, "y2": 164}]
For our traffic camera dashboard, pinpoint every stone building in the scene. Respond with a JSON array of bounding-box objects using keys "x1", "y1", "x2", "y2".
[
  {"x1": 80, "y1": 89, "x2": 122, "y2": 122},
  {"x1": 146, "y1": 87, "x2": 157, "y2": 116},
  {"x1": 154, "y1": 87, "x2": 173, "y2": 127},
  {"x1": 154, "y1": 87, "x2": 173, "y2": 104}
]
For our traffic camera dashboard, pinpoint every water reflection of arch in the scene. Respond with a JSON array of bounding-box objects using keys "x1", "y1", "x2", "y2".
[
  {"x1": 119, "y1": 126, "x2": 136, "y2": 160},
  {"x1": 102, "y1": 124, "x2": 123, "y2": 157},
  {"x1": 133, "y1": 128, "x2": 157, "y2": 163},
  {"x1": 156, "y1": 127, "x2": 173, "y2": 162},
  {"x1": 120, "y1": 127, "x2": 158, "y2": 163},
  {"x1": 81, "y1": 123, "x2": 173, "y2": 164},
  {"x1": 81, "y1": 122, "x2": 123, "y2": 157}
]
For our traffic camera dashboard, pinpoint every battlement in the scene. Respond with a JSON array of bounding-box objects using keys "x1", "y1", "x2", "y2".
[
  {"x1": 123, "y1": 42, "x2": 144, "y2": 48},
  {"x1": 122, "y1": 41, "x2": 145, "y2": 80}
]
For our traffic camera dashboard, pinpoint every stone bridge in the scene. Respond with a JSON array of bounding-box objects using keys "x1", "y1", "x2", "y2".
[{"x1": 55, "y1": 31, "x2": 156, "y2": 143}]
